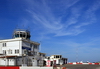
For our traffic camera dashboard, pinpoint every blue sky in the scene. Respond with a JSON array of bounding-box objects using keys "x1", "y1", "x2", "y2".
[{"x1": 0, "y1": 0, "x2": 100, "y2": 62}]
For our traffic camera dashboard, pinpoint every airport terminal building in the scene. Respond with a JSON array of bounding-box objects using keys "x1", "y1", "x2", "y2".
[
  {"x1": 0, "y1": 29, "x2": 45, "y2": 66},
  {"x1": 0, "y1": 29, "x2": 67, "y2": 66}
]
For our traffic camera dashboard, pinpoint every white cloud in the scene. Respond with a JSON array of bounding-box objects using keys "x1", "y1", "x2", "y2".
[
  {"x1": 41, "y1": 36, "x2": 100, "y2": 61},
  {"x1": 54, "y1": 37, "x2": 100, "y2": 56},
  {"x1": 20, "y1": 0, "x2": 100, "y2": 37},
  {"x1": 75, "y1": 23, "x2": 90, "y2": 28}
]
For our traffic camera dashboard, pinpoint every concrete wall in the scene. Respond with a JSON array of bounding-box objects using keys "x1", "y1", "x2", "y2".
[
  {"x1": 0, "y1": 38, "x2": 41, "y2": 66},
  {"x1": 0, "y1": 43, "x2": 2, "y2": 53},
  {"x1": 1, "y1": 40, "x2": 21, "y2": 56},
  {"x1": 0, "y1": 67, "x2": 53, "y2": 69},
  {"x1": 6, "y1": 41, "x2": 21, "y2": 56},
  {"x1": 20, "y1": 67, "x2": 53, "y2": 69},
  {"x1": 0, "y1": 59, "x2": 6, "y2": 65}
]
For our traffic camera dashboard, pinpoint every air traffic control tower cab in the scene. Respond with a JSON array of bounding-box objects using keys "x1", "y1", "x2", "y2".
[{"x1": 13, "y1": 29, "x2": 31, "y2": 40}]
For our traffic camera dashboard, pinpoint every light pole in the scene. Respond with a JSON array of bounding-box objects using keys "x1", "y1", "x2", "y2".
[
  {"x1": 40, "y1": 41, "x2": 41, "y2": 52},
  {"x1": 5, "y1": 45, "x2": 7, "y2": 66},
  {"x1": 76, "y1": 47, "x2": 79, "y2": 63}
]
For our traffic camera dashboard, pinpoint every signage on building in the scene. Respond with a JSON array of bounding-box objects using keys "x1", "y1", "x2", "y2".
[{"x1": 46, "y1": 60, "x2": 51, "y2": 67}]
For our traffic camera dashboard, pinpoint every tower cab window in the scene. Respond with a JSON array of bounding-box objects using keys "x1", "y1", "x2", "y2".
[{"x1": 15, "y1": 33, "x2": 20, "y2": 37}]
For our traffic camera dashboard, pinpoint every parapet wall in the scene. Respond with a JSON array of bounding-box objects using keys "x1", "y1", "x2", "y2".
[{"x1": 20, "y1": 67, "x2": 53, "y2": 69}]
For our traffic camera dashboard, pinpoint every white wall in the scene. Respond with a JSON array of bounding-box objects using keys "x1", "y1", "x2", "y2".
[
  {"x1": 32, "y1": 59, "x2": 37, "y2": 66},
  {"x1": 0, "y1": 38, "x2": 40, "y2": 66},
  {"x1": 20, "y1": 67, "x2": 53, "y2": 69},
  {"x1": 19, "y1": 41, "x2": 22, "y2": 56},
  {"x1": 0, "y1": 43, "x2": 2, "y2": 53},
  {"x1": 0, "y1": 40, "x2": 22, "y2": 66},
  {"x1": 8, "y1": 59, "x2": 15, "y2": 65},
  {"x1": 50, "y1": 56, "x2": 54, "y2": 59},
  {"x1": 0, "y1": 59, "x2": 5, "y2": 65},
  {"x1": 2, "y1": 41, "x2": 21, "y2": 56}
]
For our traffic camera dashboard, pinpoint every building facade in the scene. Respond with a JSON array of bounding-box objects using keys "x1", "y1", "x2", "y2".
[
  {"x1": 44, "y1": 55, "x2": 67, "y2": 66},
  {"x1": 0, "y1": 29, "x2": 68, "y2": 66},
  {"x1": 0, "y1": 29, "x2": 40, "y2": 66}
]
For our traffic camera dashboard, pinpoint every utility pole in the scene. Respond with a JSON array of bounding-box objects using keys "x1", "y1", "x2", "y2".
[
  {"x1": 40, "y1": 41, "x2": 42, "y2": 52},
  {"x1": 76, "y1": 47, "x2": 78, "y2": 62}
]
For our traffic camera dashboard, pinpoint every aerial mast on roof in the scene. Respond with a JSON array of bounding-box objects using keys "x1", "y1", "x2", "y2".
[{"x1": 13, "y1": 25, "x2": 31, "y2": 40}]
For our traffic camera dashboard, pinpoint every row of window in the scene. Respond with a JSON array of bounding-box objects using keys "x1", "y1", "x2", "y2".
[
  {"x1": 54, "y1": 55, "x2": 62, "y2": 58},
  {"x1": 3, "y1": 49, "x2": 19, "y2": 54},
  {"x1": 3, "y1": 59, "x2": 14, "y2": 61},
  {"x1": 30, "y1": 44, "x2": 39, "y2": 49},
  {"x1": 2, "y1": 43, "x2": 39, "y2": 49},
  {"x1": 23, "y1": 49, "x2": 38, "y2": 55},
  {"x1": 34, "y1": 45, "x2": 39, "y2": 49}
]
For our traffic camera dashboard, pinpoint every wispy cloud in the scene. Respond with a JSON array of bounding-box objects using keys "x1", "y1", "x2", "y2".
[
  {"x1": 20, "y1": 0, "x2": 100, "y2": 37},
  {"x1": 49, "y1": 37, "x2": 100, "y2": 61}
]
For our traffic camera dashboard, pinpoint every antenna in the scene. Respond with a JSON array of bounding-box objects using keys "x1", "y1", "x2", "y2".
[
  {"x1": 39, "y1": 41, "x2": 42, "y2": 52},
  {"x1": 27, "y1": 26, "x2": 30, "y2": 31},
  {"x1": 16, "y1": 25, "x2": 18, "y2": 29},
  {"x1": 22, "y1": 24, "x2": 25, "y2": 29},
  {"x1": 15, "y1": 24, "x2": 21, "y2": 30},
  {"x1": 76, "y1": 47, "x2": 79, "y2": 62}
]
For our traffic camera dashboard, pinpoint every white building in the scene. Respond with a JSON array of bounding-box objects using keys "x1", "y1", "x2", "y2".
[
  {"x1": 44, "y1": 55, "x2": 67, "y2": 66},
  {"x1": 38, "y1": 52, "x2": 46, "y2": 66},
  {"x1": 0, "y1": 29, "x2": 41, "y2": 66}
]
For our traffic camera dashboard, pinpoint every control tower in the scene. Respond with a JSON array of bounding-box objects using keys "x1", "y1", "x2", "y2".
[{"x1": 13, "y1": 29, "x2": 31, "y2": 40}]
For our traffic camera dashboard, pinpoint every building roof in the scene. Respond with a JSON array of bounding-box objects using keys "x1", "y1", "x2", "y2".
[
  {"x1": 0, "y1": 38, "x2": 40, "y2": 45},
  {"x1": 39, "y1": 52, "x2": 46, "y2": 55},
  {"x1": 51, "y1": 55, "x2": 62, "y2": 56}
]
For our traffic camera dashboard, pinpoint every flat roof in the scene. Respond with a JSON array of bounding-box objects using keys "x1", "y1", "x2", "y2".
[
  {"x1": 0, "y1": 38, "x2": 40, "y2": 45},
  {"x1": 39, "y1": 52, "x2": 46, "y2": 55},
  {"x1": 51, "y1": 55, "x2": 62, "y2": 56}
]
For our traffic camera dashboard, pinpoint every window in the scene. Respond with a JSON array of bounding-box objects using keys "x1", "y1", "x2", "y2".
[
  {"x1": 30, "y1": 44, "x2": 32, "y2": 47},
  {"x1": 34, "y1": 45, "x2": 37, "y2": 49},
  {"x1": 54, "y1": 55, "x2": 56, "y2": 58},
  {"x1": 3, "y1": 50, "x2": 6, "y2": 54},
  {"x1": 34, "y1": 45, "x2": 36, "y2": 49},
  {"x1": 10, "y1": 50, "x2": 12, "y2": 54},
  {"x1": 2, "y1": 43, "x2": 6, "y2": 47},
  {"x1": 36, "y1": 45, "x2": 39, "y2": 49},
  {"x1": 56, "y1": 56, "x2": 59, "y2": 58},
  {"x1": 24, "y1": 49, "x2": 27, "y2": 54},
  {"x1": 15, "y1": 49, "x2": 19, "y2": 54},
  {"x1": 8, "y1": 50, "x2": 10, "y2": 54},
  {"x1": 15, "y1": 33, "x2": 19, "y2": 37},
  {"x1": 8, "y1": 49, "x2": 12, "y2": 54},
  {"x1": 58, "y1": 56, "x2": 59, "y2": 58},
  {"x1": 34, "y1": 52, "x2": 37, "y2": 55},
  {"x1": 43, "y1": 54, "x2": 45, "y2": 57}
]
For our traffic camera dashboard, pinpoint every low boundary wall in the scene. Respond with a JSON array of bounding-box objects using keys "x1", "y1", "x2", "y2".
[
  {"x1": 20, "y1": 67, "x2": 53, "y2": 69},
  {"x1": 68, "y1": 63, "x2": 100, "y2": 65},
  {"x1": 0, "y1": 66, "x2": 53, "y2": 69},
  {"x1": 0, "y1": 66, "x2": 19, "y2": 69},
  {"x1": 0, "y1": 66, "x2": 66, "y2": 69}
]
